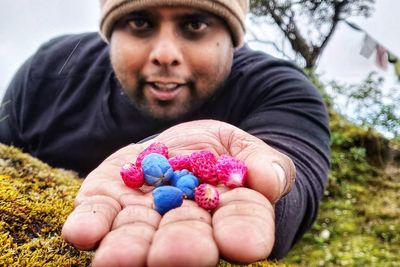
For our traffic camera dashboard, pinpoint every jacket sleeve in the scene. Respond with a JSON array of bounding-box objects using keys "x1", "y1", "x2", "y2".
[
  {"x1": 0, "y1": 56, "x2": 33, "y2": 149},
  {"x1": 0, "y1": 34, "x2": 79, "y2": 154},
  {"x1": 235, "y1": 57, "x2": 331, "y2": 259}
]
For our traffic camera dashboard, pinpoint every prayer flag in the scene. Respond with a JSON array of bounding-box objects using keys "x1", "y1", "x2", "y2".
[
  {"x1": 360, "y1": 34, "x2": 377, "y2": 59},
  {"x1": 394, "y1": 61, "x2": 400, "y2": 80},
  {"x1": 375, "y1": 44, "x2": 388, "y2": 70}
]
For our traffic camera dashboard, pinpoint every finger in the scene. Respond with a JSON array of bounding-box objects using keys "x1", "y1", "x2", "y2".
[
  {"x1": 147, "y1": 203, "x2": 219, "y2": 267},
  {"x1": 91, "y1": 204, "x2": 161, "y2": 267},
  {"x1": 62, "y1": 144, "x2": 147, "y2": 250},
  {"x1": 230, "y1": 136, "x2": 296, "y2": 203},
  {"x1": 61, "y1": 195, "x2": 121, "y2": 250},
  {"x1": 213, "y1": 188, "x2": 275, "y2": 264},
  {"x1": 246, "y1": 149, "x2": 295, "y2": 203}
]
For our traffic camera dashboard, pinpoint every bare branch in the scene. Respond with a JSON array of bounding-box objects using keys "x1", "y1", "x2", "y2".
[
  {"x1": 246, "y1": 26, "x2": 293, "y2": 60},
  {"x1": 250, "y1": 0, "x2": 375, "y2": 68}
]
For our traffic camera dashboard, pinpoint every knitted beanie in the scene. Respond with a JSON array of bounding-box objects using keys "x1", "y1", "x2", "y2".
[{"x1": 99, "y1": 0, "x2": 249, "y2": 47}]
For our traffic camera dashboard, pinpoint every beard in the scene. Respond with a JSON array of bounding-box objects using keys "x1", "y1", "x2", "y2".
[{"x1": 119, "y1": 74, "x2": 222, "y2": 122}]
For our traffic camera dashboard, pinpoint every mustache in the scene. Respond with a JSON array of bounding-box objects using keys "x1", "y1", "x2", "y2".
[
  {"x1": 142, "y1": 73, "x2": 188, "y2": 83},
  {"x1": 144, "y1": 66, "x2": 184, "y2": 79}
]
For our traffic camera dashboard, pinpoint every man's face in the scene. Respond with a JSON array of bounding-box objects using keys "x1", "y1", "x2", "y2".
[{"x1": 109, "y1": 7, "x2": 234, "y2": 121}]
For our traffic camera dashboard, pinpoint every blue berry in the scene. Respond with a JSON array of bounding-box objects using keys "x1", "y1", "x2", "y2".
[
  {"x1": 141, "y1": 153, "x2": 174, "y2": 187},
  {"x1": 175, "y1": 174, "x2": 199, "y2": 199},
  {"x1": 170, "y1": 169, "x2": 191, "y2": 186},
  {"x1": 153, "y1": 186, "x2": 184, "y2": 215}
]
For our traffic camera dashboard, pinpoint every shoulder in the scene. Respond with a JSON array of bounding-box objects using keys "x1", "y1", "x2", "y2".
[
  {"x1": 229, "y1": 45, "x2": 321, "y2": 100},
  {"x1": 12, "y1": 33, "x2": 112, "y2": 127},
  {"x1": 30, "y1": 32, "x2": 110, "y2": 78},
  {"x1": 231, "y1": 45, "x2": 310, "y2": 85}
]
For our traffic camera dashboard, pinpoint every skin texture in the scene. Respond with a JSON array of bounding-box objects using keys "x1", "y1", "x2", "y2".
[
  {"x1": 109, "y1": 7, "x2": 234, "y2": 121},
  {"x1": 62, "y1": 6, "x2": 296, "y2": 266},
  {"x1": 62, "y1": 120, "x2": 295, "y2": 266}
]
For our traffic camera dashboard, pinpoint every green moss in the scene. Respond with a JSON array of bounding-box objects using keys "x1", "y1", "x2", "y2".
[
  {"x1": 282, "y1": 110, "x2": 400, "y2": 266},
  {"x1": 218, "y1": 259, "x2": 290, "y2": 267},
  {"x1": 0, "y1": 144, "x2": 94, "y2": 266}
]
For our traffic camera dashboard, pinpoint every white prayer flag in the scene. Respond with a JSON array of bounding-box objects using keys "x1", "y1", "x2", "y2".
[{"x1": 360, "y1": 34, "x2": 377, "y2": 59}]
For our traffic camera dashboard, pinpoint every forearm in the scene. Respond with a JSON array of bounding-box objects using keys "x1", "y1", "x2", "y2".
[{"x1": 265, "y1": 134, "x2": 330, "y2": 259}]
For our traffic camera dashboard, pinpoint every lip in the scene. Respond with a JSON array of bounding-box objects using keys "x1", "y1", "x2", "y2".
[
  {"x1": 147, "y1": 79, "x2": 186, "y2": 84},
  {"x1": 145, "y1": 82, "x2": 184, "y2": 101}
]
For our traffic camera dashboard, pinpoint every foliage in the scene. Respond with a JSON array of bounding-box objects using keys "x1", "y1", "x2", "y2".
[
  {"x1": 304, "y1": 68, "x2": 334, "y2": 106},
  {"x1": 328, "y1": 71, "x2": 400, "y2": 139},
  {"x1": 249, "y1": 0, "x2": 375, "y2": 68}
]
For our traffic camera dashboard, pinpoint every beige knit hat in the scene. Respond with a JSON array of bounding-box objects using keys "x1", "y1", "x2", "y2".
[{"x1": 99, "y1": 0, "x2": 249, "y2": 47}]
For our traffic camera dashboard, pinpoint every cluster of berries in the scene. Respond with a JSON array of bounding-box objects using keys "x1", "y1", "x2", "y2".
[{"x1": 120, "y1": 142, "x2": 248, "y2": 215}]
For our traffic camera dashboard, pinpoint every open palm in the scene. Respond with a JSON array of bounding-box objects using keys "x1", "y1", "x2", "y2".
[{"x1": 62, "y1": 120, "x2": 295, "y2": 266}]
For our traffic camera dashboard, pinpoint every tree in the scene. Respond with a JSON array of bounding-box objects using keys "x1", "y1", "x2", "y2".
[{"x1": 250, "y1": 0, "x2": 375, "y2": 68}]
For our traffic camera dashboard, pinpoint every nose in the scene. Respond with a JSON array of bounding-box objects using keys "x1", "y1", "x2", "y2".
[{"x1": 149, "y1": 29, "x2": 182, "y2": 67}]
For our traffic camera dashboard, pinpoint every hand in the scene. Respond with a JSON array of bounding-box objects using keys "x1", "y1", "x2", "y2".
[{"x1": 62, "y1": 120, "x2": 295, "y2": 266}]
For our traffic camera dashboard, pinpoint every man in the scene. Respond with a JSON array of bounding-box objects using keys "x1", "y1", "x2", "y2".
[{"x1": 0, "y1": 0, "x2": 330, "y2": 266}]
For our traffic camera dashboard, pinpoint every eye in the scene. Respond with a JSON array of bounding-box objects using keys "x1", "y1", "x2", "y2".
[
  {"x1": 185, "y1": 21, "x2": 208, "y2": 32},
  {"x1": 128, "y1": 18, "x2": 151, "y2": 31}
]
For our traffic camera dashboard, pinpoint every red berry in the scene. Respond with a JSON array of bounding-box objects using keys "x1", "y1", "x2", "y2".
[
  {"x1": 195, "y1": 183, "x2": 220, "y2": 210},
  {"x1": 190, "y1": 151, "x2": 218, "y2": 185},
  {"x1": 216, "y1": 155, "x2": 248, "y2": 188},
  {"x1": 136, "y1": 142, "x2": 168, "y2": 167},
  {"x1": 169, "y1": 155, "x2": 192, "y2": 171},
  {"x1": 120, "y1": 163, "x2": 144, "y2": 188}
]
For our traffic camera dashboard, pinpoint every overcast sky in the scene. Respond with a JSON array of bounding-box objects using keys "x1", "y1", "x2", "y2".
[{"x1": 1, "y1": 0, "x2": 399, "y2": 99}]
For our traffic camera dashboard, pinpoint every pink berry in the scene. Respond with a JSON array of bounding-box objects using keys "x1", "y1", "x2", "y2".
[
  {"x1": 136, "y1": 142, "x2": 168, "y2": 168},
  {"x1": 216, "y1": 155, "x2": 248, "y2": 188},
  {"x1": 120, "y1": 163, "x2": 144, "y2": 188},
  {"x1": 168, "y1": 155, "x2": 192, "y2": 171},
  {"x1": 190, "y1": 151, "x2": 218, "y2": 185},
  {"x1": 195, "y1": 183, "x2": 220, "y2": 210}
]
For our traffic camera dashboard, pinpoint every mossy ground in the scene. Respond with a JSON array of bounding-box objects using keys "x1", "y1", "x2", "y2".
[
  {"x1": 282, "y1": 112, "x2": 400, "y2": 266},
  {"x1": 0, "y1": 144, "x2": 94, "y2": 266},
  {"x1": 283, "y1": 169, "x2": 400, "y2": 266}
]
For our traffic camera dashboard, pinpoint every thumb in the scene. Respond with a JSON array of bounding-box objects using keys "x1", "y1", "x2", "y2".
[{"x1": 225, "y1": 131, "x2": 296, "y2": 203}]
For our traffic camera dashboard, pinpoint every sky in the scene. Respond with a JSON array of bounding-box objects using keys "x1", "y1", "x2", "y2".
[
  {"x1": 1, "y1": 0, "x2": 399, "y2": 99},
  {"x1": 315, "y1": 0, "x2": 399, "y2": 86}
]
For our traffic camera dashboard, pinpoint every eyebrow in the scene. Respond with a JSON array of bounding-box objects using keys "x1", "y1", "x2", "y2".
[
  {"x1": 124, "y1": 10, "x2": 151, "y2": 20},
  {"x1": 125, "y1": 9, "x2": 216, "y2": 21},
  {"x1": 177, "y1": 10, "x2": 216, "y2": 21}
]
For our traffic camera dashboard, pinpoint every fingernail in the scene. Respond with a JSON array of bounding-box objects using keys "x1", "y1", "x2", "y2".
[{"x1": 272, "y1": 162, "x2": 286, "y2": 188}]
